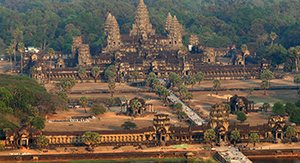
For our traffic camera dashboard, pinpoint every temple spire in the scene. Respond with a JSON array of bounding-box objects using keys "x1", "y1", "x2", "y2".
[
  {"x1": 165, "y1": 12, "x2": 173, "y2": 33},
  {"x1": 103, "y1": 12, "x2": 122, "y2": 52},
  {"x1": 130, "y1": 0, "x2": 155, "y2": 39},
  {"x1": 168, "y1": 15, "x2": 183, "y2": 49}
]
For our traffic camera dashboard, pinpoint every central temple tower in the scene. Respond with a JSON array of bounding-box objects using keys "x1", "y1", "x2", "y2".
[{"x1": 130, "y1": 0, "x2": 155, "y2": 39}]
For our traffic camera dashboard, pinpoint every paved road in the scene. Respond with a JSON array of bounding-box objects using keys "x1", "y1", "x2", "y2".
[
  {"x1": 158, "y1": 79, "x2": 206, "y2": 126},
  {"x1": 167, "y1": 92, "x2": 206, "y2": 126},
  {"x1": 216, "y1": 147, "x2": 252, "y2": 163}
]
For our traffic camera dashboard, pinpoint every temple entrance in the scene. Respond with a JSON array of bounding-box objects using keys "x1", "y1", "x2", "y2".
[{"x1": 156, "y1": 128, "x2": 167, "y2": 146}]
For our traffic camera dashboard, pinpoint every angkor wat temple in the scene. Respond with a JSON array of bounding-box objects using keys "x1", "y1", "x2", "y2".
[{"x1": 26, "y1": 0, "x2": 262, "y2": 82}]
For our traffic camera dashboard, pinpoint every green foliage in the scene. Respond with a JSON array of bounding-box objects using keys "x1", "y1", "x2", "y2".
[
  {"x1": 294, "y1": 74, "x2": 300, "y2": 86},
  {"x1": 79, "y1": 97, "x2": 88, "y2": 108},
  {"x1": 91, "y1": 66, "x2": 100, "y2": 82},
  {"x1": 169, "y1": 72, "x2": 183, "y2": 89},
  {"x1": 285, "y1": 102, "x2": 297, "y2": 115},
  {"x1": 289, "y1": 108, "x2": 300, "y2": 125},
  {"x1": 204, "y1": 129, "x2": 216, "y2": 147},
  {"x1": 230, "y1": 129, "x2": 240, "y2": 145},
  {"x1": 285, "y1": 126, "x2": 297, "y2": 142},
  {"x1": 91, "y1": 104, "x2": 107, "y2": 115},
  {"x1": 172, "y1": 102, "x2": 183, "y2": 111},
  {"x1": 0, "y1": 75, "x2": 61, "y2": 132},
  {"x1": 82, "y1": 132, "x2": 100, "y2": 147},
  {"x1": 30, "y1": 116, "x2": 45, "y2": 130},
  {"x1": 195, "y1": 72, "x2": 205, "y2": 85},
  {"x1": 56, "y1": 78, "x2": 76, "y2": 92},
  {"x1": 260, "y1": 70, "x2": 273, "y2": 81},
  {"x1": 212, "y1": 79, "x2": 221, "y2": 95},
  {"x1": 249, "y1": 133, "x2": 260, "y2": 147},
  {"x1": 236, "y1": 111, "x2": 247, "y2": 123},
  {"x1": 154, "y1": 85, "x2": 170, "y2": 102},
  {"x1": 104, "y1": 65, "x2": 117, "y2": 82},
  {"x1": 272, "y1": 102, "x2": 286, "y2": 116},
  {"x1": 35, "y1": 135, "x2": 49, "y2": 149},
  {"x1": 146, "y1": 72, "x2": 159, "y2": 89},
  {"x1": 0, "y1": 143, "x2": 4, "y2": 151},
  {"x1": 121, "y1": 121, "x2": 137, "y2": 130}
]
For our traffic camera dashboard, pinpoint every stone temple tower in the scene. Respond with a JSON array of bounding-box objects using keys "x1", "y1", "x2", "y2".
[
  {"x1": 130, "y1": 0, "x2": 155, "y2": 40},
  {"x1": 168, "y1": 15, "x2": 183, "y2": 49},
  {"x1": 209, "y1": 103, "x2": 230, "y2": 142},
  {"x1": 103, "y1": 12, "x2": 122, "y2": 52}
]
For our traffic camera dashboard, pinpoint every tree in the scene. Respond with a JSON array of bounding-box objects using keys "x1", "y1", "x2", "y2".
[
  {"x1": 212, "y1": 79, "x2": 221, "y2": 95},
  {"x1": 272, "y1": 102, "x2": 286, "y2": 116},
  {"x1": 35, "y1": 135, "x2": 49, "y2": 150},
  {"x1": 0, "y1": 143, "x2": 4, "y2": 151},
  {"x1": 56, "y1": 78, "x2": 76, "y2": 92},
  {"x1": 172, "y1": 102, "x2": 183, "y2": 111},
  {"x1": 195, "y1": 72, "x2": 205, "y2": 85},
  {"x1": 18, "y1": 42, "x2": 25, "y2": 73},
  {"x1": 104, "y1": 65, "x2": 117, "y2": 82},
  {"x1": 290, "y1": 109, "x2": 300, "y2": 125},
  {"x1": 261, "y1": 103, "x2": 271, "y2": 112},
  {"x1": 285, "y1": 102, "x2": 297, "y2": 115},
  {"x1": 91, "y1": 104, "x2": 107, "y2": 115},
  {"x1": 204, "y1": 129, "x2": 216, "y2": 148},
  {"x1": 169, "y1": 72, "x2": 183, "y2": 89},
  {"x1": 236, "y1": 111, "x2": 247, "y2": 123},
  {"x1": 121, "y1": 121, "x2": 137, "y2": 130},
  {"x1": 78, "y1": 67, "x2": 87, "y2": 83},
  {"x1": 91, "y1": 66, "x2": 100, "y2": 83},
  {"x1": 289, "y1": 46, "x2": 300, "y2": 73},
  {"x1": 30, "y1": 116, "x2": 45, "y2": 130},
  {"x1": 5, "y1": 41, "x2": 15, "y2": 72},
  {"x1": 285, "y1": 126, "x2": 297, "y2": 143},
  {"x1": 189, "y1": 76, "x2": 197, "y2": 89},
  {"x1": 230, "y1": 129, "x2": 240, "y2": 146},
  {"x1": 249, "y1": 133, "x2": 260, "y2": 147},
  {"x1": 260, "y1": 70, "x2": 273, "y2": 95},
  {"x1": 270, "y1": 32, "x2": 278, "y2": 45},
  {"x1": 82, "y1": 132, "x2": 100, "y2": 149},
  {"x1": 294, "y1": 74, "x2": 300, "y2": 88},
  {"x1": 129, "y1": 99, "x2": 142, "y2": 112},
  {"x1": 261, "y1": 80, "x2": 269, "y2": 96},
  {"x1": 79, "y1": 96, "x2": 88, "y2": 113},
  {"x1": 146, "y1": 72, "x2": 157, "y2": 86},
  {"x1": 108, "y1": 80, "x2": 116, "y2": 98},
  {"x1": 155, "y1": 85, "x2": 170, "y2": 103}
]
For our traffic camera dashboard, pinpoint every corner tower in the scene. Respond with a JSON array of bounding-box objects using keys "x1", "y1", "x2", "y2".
[{"x1": 130, "y1": 0, "x2": 155, "y2": 40}]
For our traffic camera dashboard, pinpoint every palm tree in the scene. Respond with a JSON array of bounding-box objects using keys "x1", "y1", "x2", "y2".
[
  {"x1": 18, "y1": 42, "x2": 25, "y2": 74},
  {"x1": 108, "y1": 80, "x2": 116, "y2": 98},
  {"x1": 6, "y1": 42, "x2": 15, "y2": 72},
  {"x1": 91, "y1": 66, "x2": 100, "y2": 83},
  {"x1": 78, "y1": 67, "x2": 87, "y2": 83},
  {"x1": 80, "y1": 96, "x2": 88, "y2": 113},
  {"x1": 212, "y1": 79, "x2": 221, "y2": 95},
  {"x1": 288, "y1": 46, "x2": 300, "y2": 73},
  {"x1": 270, "y1": 32, "x2": 278, "y2": 46}
]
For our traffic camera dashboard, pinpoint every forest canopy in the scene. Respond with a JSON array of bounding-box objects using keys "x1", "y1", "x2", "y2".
[
  {"x1": 0, "y1": 0, "x2": 300, "y2": 56},
  {"x1": 0, "y1": 74, "x2": 65, "y2": 135}
]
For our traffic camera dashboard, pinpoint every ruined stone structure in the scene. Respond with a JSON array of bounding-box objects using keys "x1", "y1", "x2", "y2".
[
  {"x1": 27, "y1": 0, "x2": 262, "y2": 83},
  {"x1": 229, "y1": 95, "x2": 254, "y2": 113},
  {"x1": 126, "y1": 97, "x2": 154, "y2": 116}
]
